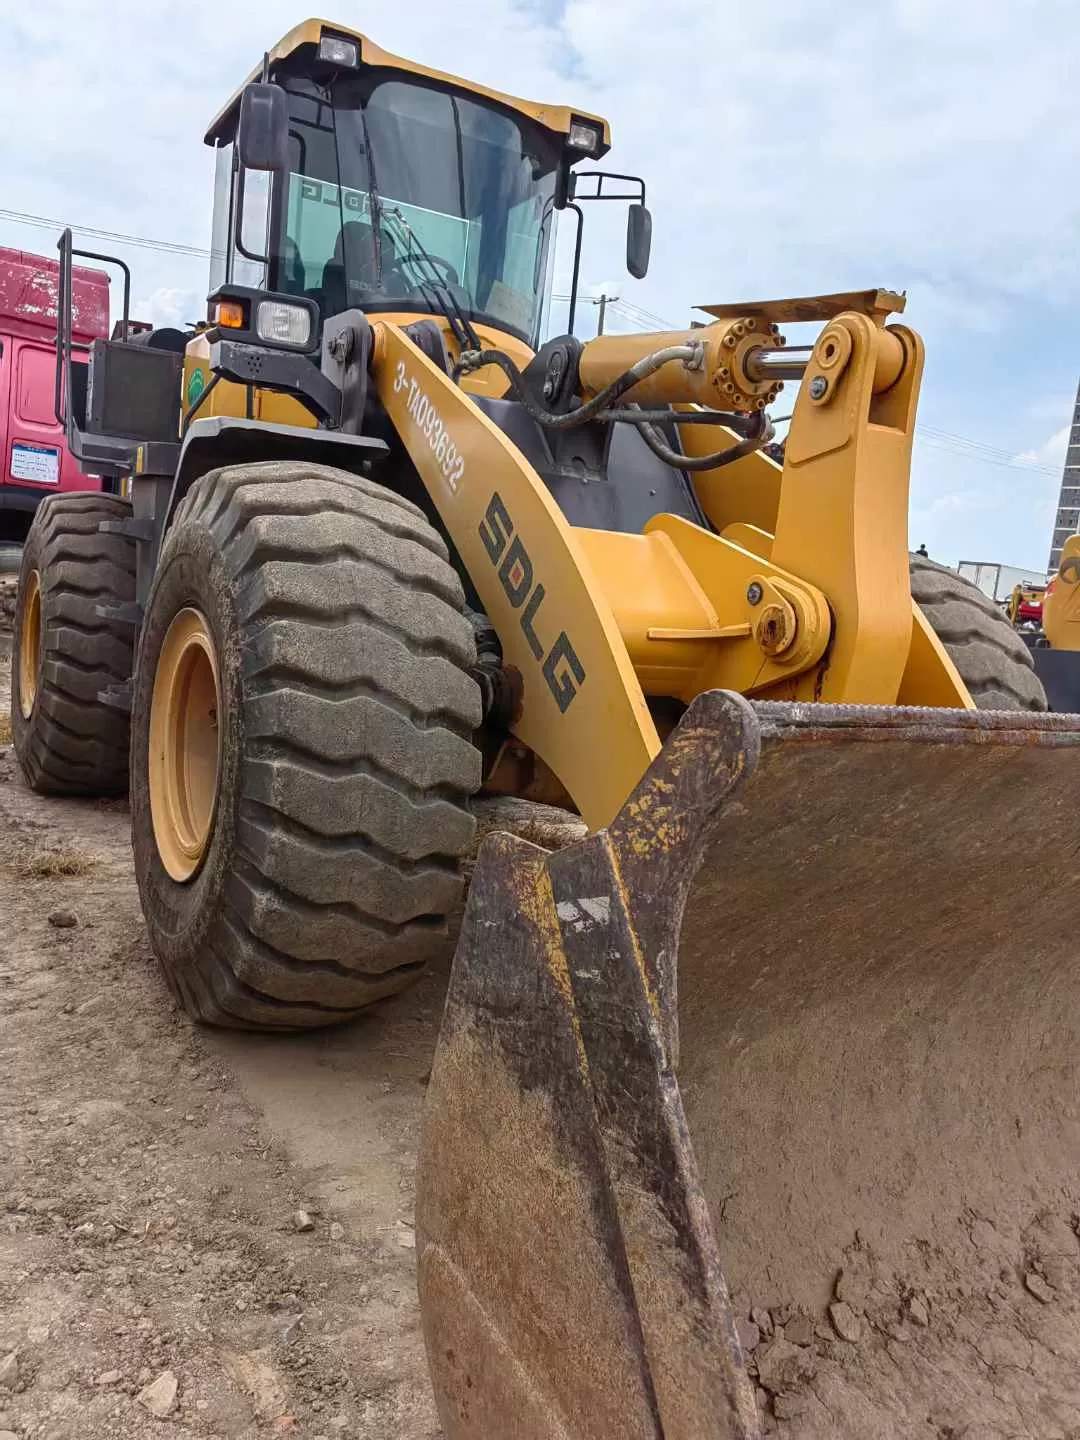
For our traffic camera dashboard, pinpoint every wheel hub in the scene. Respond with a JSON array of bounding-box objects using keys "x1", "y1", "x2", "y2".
[
  {"x1": 18, "y1": 568, "x2": 42, "y2": 719},
  {"x1": 149, "y1": 608, "x2": 222, "y2": 882}
]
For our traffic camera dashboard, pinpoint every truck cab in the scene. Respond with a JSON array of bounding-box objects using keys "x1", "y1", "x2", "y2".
[{"x1": 0, "y1": 247, "x2": 109, "y2": 544}]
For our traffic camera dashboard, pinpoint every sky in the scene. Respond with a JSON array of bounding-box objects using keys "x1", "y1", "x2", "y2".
[{"x1": 3, "y1": 0, "x2": 1079, "y2": 572}]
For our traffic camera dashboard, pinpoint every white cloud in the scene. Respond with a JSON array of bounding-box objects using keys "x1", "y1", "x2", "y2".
[
  {"x1": 915, "y1": 488, "x2": 995, "y2": 521},
  {"x1": 555, "y1": 0, "x2": 1080, "y2": 320},
  {"x1": 1026, "y1": 393, "x2": 1077, "y2": 424},
  {"x1": 1017, "y1": 425, "x2": 1070, "y2": 469},
  {"x1": 134, "y1": 287, "x2": 204, "y2": 330}
]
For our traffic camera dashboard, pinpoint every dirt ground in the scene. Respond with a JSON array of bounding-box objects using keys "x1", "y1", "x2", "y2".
[
  {"x1": 0, "y1": 632, "x2": 444, "y2": 1439},
  {"x1": 8, "y1": 603, "x2": 1080, "y2": 1439}
]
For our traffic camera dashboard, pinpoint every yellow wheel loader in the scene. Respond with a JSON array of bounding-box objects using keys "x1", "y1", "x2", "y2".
[{"x1": 12, "y1": 19, "x2": 1073, "y2": 1437}]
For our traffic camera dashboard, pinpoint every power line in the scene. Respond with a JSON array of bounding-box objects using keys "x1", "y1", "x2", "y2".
[
  {"x1": 0, "y1": 207, "x2": 210, "y2": 261},
  {"x1": 915, "y1": 428, "x2": 1060, "y2": 478},
  {"x1": 610, "y1": 298, "x2": 675, "y2": 331},
  {"x1": 918, "y1": 423, "x2": 1042, "y2": 462},
  {"x1": 550, "y1": 293, "x2": 674, "y2": 332}
]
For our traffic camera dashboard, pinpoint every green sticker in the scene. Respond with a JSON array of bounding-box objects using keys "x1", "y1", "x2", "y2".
[{"x1": 187, "y1": 367, "x2": 207, "y2": 406}]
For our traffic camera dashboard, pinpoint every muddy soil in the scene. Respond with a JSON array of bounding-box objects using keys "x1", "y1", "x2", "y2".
[{"x1": 0, "y1": 634, "x2": 444, "y2": 1439}]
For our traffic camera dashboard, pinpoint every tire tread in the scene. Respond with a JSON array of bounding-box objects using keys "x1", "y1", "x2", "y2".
[
  {"x1": 12, "y1": 492, "x2": 135, "y2": 795},
  {"x1": 134, "y1": 461, "x2": 481, "y2": 1030}
]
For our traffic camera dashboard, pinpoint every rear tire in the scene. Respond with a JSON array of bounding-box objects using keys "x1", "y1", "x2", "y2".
[
  {"x1": 11, "y1": 492, "x2": 136, "y2": 794},
  {"x1": 130, "y1": 461, "x2": 483, "y2": 1030},
  {"x1": 910, "y1": 553, "x2": 1047, "y2": 711}
]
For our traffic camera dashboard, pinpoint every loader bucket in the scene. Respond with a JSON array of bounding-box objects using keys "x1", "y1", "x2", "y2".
[{"x1": 417, "y1": 692, "x2": 1080, "y2": 1438}]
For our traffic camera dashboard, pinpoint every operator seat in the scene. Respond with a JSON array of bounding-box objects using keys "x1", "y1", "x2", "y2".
[{"x1": 318, "y1": 221, "x2": 403, "y2": 315}]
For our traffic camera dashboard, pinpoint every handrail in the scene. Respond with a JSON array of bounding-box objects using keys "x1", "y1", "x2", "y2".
[{"x1": 53, "y1": 228, "x2": 134, "y2": 434}]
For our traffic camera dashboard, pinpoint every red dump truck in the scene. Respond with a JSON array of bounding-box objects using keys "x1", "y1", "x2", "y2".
[{"x1": 0, "y1": 246, "x2": 110, "y2": 549}]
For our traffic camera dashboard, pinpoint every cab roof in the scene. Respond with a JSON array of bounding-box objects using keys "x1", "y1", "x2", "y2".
[{"x1": 204, "y1": 18, "x2": 611, "y2": 154}]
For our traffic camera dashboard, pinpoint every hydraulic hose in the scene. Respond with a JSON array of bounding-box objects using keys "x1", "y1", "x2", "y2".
[
  {"x1": 595, "y1": 407, "x2": 762, "y2": 430},
  {"x1": 455, "y1": 343, "x2": 774, "y2": 467},
  {"x1": 457, "y1": 343, "x2": 702, "y2": 430},
  {"x1": 632, "y1": 406, "x2": 774, "y2": 471}
]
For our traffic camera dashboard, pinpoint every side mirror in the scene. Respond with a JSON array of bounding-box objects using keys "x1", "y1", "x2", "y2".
[
  {"x1": 626, "y1": 204, "x2": 652, "y2": 280},
  {"x1": 237, "y1": 83, "x2": 288, "y2": 172}
]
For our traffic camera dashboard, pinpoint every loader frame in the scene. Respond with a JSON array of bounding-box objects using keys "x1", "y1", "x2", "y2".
[{"x1": 371, "y1": 300, "x2": 973, "y2": 825}]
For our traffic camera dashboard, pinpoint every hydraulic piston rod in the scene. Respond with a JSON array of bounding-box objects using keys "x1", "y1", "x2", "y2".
[
  {"x1": 744, "y1": 345, "x2": 814, "y2": 382},
  {"x1": 748, "y1": 325, "x2": 906, "y2": 396}
]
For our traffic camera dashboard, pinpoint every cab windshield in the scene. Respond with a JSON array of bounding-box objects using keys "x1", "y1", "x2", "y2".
[{"x1": 274, "y1": 71, "x2": 561, "y2": 343}]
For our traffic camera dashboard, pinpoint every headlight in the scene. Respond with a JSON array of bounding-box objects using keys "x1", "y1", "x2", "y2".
[
  {"x1": 567, "y1": 118, "x2": 602, "y2": 155},
  {"x1": 256, "y1": 300, "x2": 312, "y2": 349},
  {"x1": 318, "y1": 33, "x2": 359, "y2": 67}
]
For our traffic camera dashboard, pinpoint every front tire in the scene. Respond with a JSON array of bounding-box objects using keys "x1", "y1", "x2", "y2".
[
  {"x1": 130, "y1": 461, "x2": 483, "y2": 1030},
  {"x1": 11, "y1": 492, "x2": 136, "y2": 795}
]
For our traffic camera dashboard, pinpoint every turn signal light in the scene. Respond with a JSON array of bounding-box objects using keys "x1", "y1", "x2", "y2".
[{"x1": 212, "y1": 300, "x2": 245, "y2": 329}]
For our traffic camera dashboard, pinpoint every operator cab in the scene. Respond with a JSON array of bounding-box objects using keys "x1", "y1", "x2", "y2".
[{"x1": 204, "y1": 20, "x2": 646, "y2": 353}]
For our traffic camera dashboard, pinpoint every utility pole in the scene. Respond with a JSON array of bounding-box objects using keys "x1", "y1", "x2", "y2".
[{"x1": 588, "y1": 291, "x2": 617, "y2": 336}]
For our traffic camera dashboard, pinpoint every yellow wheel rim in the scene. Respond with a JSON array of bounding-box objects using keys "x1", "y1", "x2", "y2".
[
  {"x1": 18, "y1": 568, "x2": 42, "y2": 719},
  {"x1": 149, "y1": 608, "x2": 222, "y2": 882}
]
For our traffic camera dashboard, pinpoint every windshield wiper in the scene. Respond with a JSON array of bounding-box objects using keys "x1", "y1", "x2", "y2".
[
  {"x1": 381, "y1": 205, "x2": 482, "y2": 356},
  {"x1": 355, "y1": 103, "x2": 387, "y2": 287}
]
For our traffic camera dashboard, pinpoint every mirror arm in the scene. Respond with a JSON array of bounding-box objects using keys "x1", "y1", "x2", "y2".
[
  {"x1": 569, "y1": 171, "x2": 647, "y2": 205},
  {"x1": 565, "y1": 203, "x2": 585, "y2": 336}
]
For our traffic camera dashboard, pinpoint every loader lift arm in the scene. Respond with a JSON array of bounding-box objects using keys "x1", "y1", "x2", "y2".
[
  {"x1": 371, "y1": 300, "x2": 967, "y2": 827},
  {"x1": 371, "y1": 319, "x2": 661, "y2": 831}
]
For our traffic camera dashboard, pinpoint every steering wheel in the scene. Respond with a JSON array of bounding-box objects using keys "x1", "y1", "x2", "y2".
[{"x1": 409, "y1": 253, "x2": 460, "y2": 287}]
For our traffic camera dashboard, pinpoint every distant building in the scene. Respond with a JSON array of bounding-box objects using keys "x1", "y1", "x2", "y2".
[{"x1": 1048, "y1": 376, "x2": 1080, "y2": 573}]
